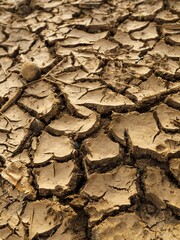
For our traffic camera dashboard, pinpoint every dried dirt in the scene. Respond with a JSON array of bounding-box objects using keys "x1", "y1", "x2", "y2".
[{"x1": 0, "y1": 0, "x2": 179, "y2": 239}]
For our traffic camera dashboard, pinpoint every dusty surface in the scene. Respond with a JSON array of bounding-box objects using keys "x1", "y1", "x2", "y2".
[{"x1": 0, "y1": 0, "x2": 179, "y2": 239}]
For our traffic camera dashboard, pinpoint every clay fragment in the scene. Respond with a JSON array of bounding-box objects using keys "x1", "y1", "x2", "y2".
[
  {"x1": 111, "y1": 111, "x2": 180, "y2": 161},
  {"x1": 81, "y1": 165, "x2": 137, "y2": 225},
  {"x1": 34, "y1": 160, "x2": 79, "y2": 196},
  {"x1": 82, "y1": 132, "x2": 123, "y2": 170},
  {"x1": 169, "y1": 158, "x2": 180, "y2": 183},
  {"x1": 155, "y1": 10, "x2": 179, "y2": 22},
  {"x1": 119, "y1": 19, "x2": 149, "y2": 33},
  {"x1": 0, "y1": 47, "x2": 7, "y2": 56},
  {"x1": 57, "y1": 5, "x2": 80, "y2": 21},
  {"x1": 165, "y1": 92, "x2": 180, "y2": 110},
  {"x1": 33, "y1": 131, "x2": 74, "y2": 165},
  {"x1": 46, "y1": 111, "x2": 99, "y2": 138},
  {"x1": 1, "y1": 161, "x2": 36, "y2": 199},
  {"x1": 0, "y1": 73, "x2": 23, "y2": 107},
  {"x1": 0, "y1": 105, "x2": 33, "y2": 159},
  {"x1": 22, "y1": 80, "x2": 54, "y2": 97},
  {"x1": 0, "y1": 178, "x2": 25, "y2": 236},
  {"x1": 149, "y1": 40, "x2": 180, "y2": 60},
  {"x1": 3, "y1": 28, "x2": 35, "y2": 54},
  {"x1": 73, "y1": 52, "x2": 102, "y2": 73},
  {"x1": 169, "y1": 0, "x2": 180, "y2": 13},
  {"x1": 0, "y1": 29, "x2": 5, "y2": 43},
  {"x1": 18, "y1": 81, "x2": 60, "y2": 122},
  {"x1": 21, "y1": 61, "x2": 41, "y2": 82},
  {"x1": 0, "y1": 226, "x2": 12, "y2": 239},
  {"x1": 151, "y1": 220, "x2": 180, "y2": 240},
  {"x1": 59, "y1": 29, "x2": 108, "y2": 46},
  {"x1": 153, "y1": 103, "x2": 180, "y2": 133},
  {"x1": 92, "y1": 211, "x2": 180, "y2": 240},
  {"x1": 132, "y1": 0, "x2": 163, "y2": 19},
  {"x1": 0, "y1": 56, "x2": 13, "y2": 72},
  {"x1": 166, "y1": 34, "x2": 180, "y2": 46},
  {"x1": 126, "y1": 74, "x2": 176, "y2": 104},
  {"x1": 92, "y1": 213, "x2": 155, "y2": 240},
  {"x1": 144, "y1": 166, "x2": 180, "y2": 212},
  {"x1": 114, "y1": 30, "x2": 144, "y2": 51},
  {"x1": 7, "y1": 149, "x2": 31, "y2": 165},
  {"x1": 24, "y1": 40, "x2": 55, "y2": 70},
  {"x1": 155, "y1": 59, "x2": 180, "y2": 79},
  {"x1": 128, "y1": 65, "x2": 152, "y2": 78},
  {"x1": 131, "y1": 22, "x2": 158, "y2": 41},
  {"x1": 73, "y1": 0, "x2": 103, "y2": 8},
  {"x1": 28, "y1": 18, "x2": 46, "y2": 33},
  {"x1": 21, "y1": 200, "x2": 77, "y2": 239},
  {"x1": 61, "y1": 81, "x2": 134, "y2": 114},
  {"x1": 161, "y1": 22, "x2": 180, "y2": 35},
  {"x1": 93, "y1": 39, "x2": 119, "y2": 53},
  {"x1": 111, "y1": 111, "x2": 159, "y2": 146}
]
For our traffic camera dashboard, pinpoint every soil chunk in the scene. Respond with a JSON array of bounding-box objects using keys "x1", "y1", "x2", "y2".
[{"x1": 21, "y1": 61, "x2": 41, "y2": 82}]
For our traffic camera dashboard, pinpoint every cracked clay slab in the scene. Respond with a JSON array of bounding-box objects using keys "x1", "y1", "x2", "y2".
[
  {"x1": 59, "y1": 29, "x2": 108, "y2": 46},
  {"x1": 132, "y1": 0, "x2": 163, "y2": 19},
  {"x1": 81, "y1": 165, "x2": 137, "y2": 226},
  {"x1": 0, "y1": 104, "x2": 33, "y2": 159},
  {"x1": 126, "y1": 73, "x2": 178, "y2": 104},
  {"x1": 149, "y1": 40, "x2": 180, "y2": 60},
  {"x1": 82, "y1": 132, "x2": 123, "y2": 170},
  {"x1": 169, "y1": 158, "x2": 180, "y2": 184},
  {"x1": 92, "y1": 212, "x2": 155, "y2": 240},
  {"x1": 111, "y1": 111, "x2": 180, "y2": 161},
  {"x1": 119, "y1": 19, "x2": 149, "y2": 33},
  {"x1": 34, "y1": 160, "x2": 80, "y2": 197},
  {"x1": 0, "y1": 73, "x2": 23, "y2": 107},
  {"x1": 114, "y1": 30, "x2": 144, "y2": 51},
  {"x1": 24, "y1": 40, "x2": 55, "y2": 70},
  {"x1": 46, "y1": 111, "x2": 99, "y2": 138},
  {"x1": 165, "y1": 92, "x2": 180, "y2": 110},
  {"x1": 3, "y1": 28, "x2": 35, "y2": 54},
  {"x1": 92, "y1": 211, "x2": 180, "y2": 240},
  {"x1": 33, "y1": 131, "x2": 74, "y2": 165},
  {"x1": 131, "y1": 22, "x2": 158, "y2": 41},
  {"x1": 21, "y1": 200, "x2": 77, "y2": 239},
  {"x1": 18, "y1": 81, "x2": 60, "y2": 122},
  {"x1": 153, "y1": 103, "x2": 180, "y2": 133},
  {"x1": 1, "y1": 161, "x2": 36, "y2": 199},
  {"x1": 61, "y1": 82, "x2": 134, "y2": 114},
  {"x1": 144, "y1": 166, "x2": 180, "y2": 213},
  {"x1": 0, "y1": 178, "x2": 25, "y2": 236}
]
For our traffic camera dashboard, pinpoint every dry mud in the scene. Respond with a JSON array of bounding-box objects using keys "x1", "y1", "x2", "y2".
[{"x1": 0, "y1": 0, "x2": 180, "y2": 239}]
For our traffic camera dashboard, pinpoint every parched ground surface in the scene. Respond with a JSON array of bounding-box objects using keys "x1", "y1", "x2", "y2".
[{"x1": 0, "y1": 0, "x2": 180, "y2": 239}]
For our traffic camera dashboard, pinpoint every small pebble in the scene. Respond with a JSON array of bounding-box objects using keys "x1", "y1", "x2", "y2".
[{"x1": 21, "y1": 61, "x2": 41, "y2": 82}]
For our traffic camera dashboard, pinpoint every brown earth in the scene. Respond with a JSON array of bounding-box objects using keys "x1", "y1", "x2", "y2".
[{"x1": 0, "y1": 0, "x2": 180, "y2": 239}]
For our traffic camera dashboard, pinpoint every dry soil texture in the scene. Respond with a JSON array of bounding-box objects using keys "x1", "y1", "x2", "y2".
[{"x1": 0, "y1": 0, "x2": 180, "y2": 239}]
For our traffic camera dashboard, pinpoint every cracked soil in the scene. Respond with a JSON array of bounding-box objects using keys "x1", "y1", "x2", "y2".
[{"x1": 0, "y1": 0, "x2": 180, "y2": 239}]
